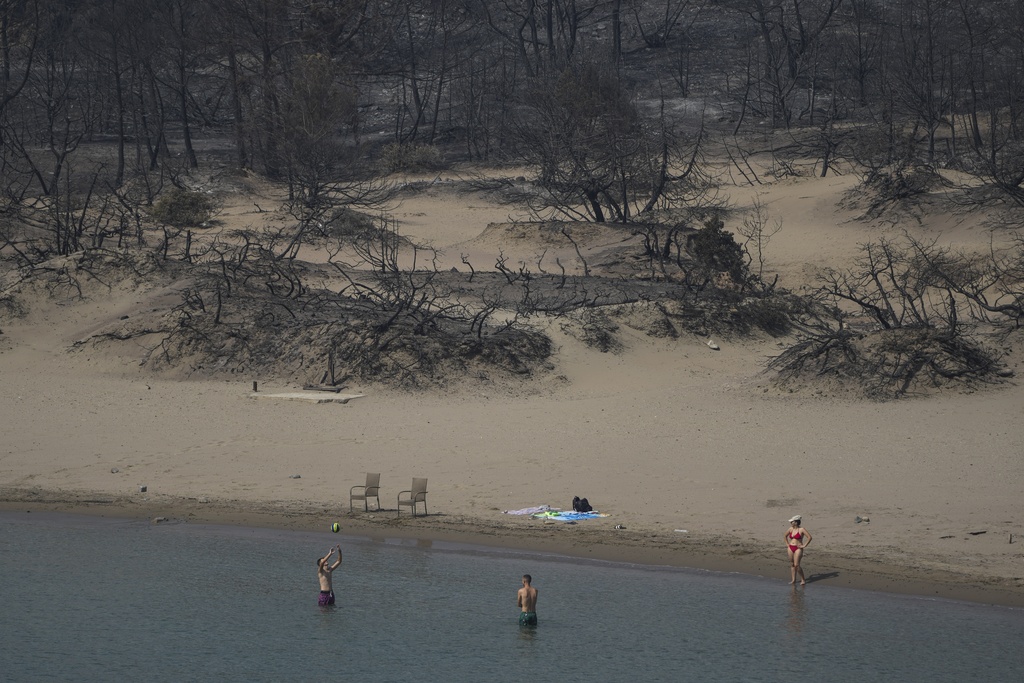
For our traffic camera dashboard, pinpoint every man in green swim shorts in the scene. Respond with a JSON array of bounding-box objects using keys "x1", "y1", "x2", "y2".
[{"x1": 517, "y1": 574, "x2": 538, "y2": 626}]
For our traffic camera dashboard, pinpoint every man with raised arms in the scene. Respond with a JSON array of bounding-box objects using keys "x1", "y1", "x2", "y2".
[
  {"x1": 517, "y1": 574, "x2": 538, "y2": 626},
  {"x1": 317, "y1": 544, "x2": 342, "y2": 606}
]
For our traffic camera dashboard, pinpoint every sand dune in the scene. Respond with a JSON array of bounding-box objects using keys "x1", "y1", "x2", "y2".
[{"x1": 2, "y1": 169, "x2": 1022, "y2": 606}]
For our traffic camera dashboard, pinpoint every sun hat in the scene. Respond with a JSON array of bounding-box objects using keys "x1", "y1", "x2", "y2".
[{"x1": 789, "y1": 515, "x2": 802, "y2": 523}]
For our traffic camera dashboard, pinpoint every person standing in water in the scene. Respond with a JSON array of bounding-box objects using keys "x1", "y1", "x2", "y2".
[
  {"x1": 317, "y1": 545, "x2": 342, "y2": 606},
  {"x1": 785, "y1": 515, "x2": 811, "y2": 585},
  {"x1": 517, "y1": 574, "x2": 538, "y2": 626}
]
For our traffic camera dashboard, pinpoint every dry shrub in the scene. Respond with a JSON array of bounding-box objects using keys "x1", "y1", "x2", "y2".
[
  {"x1": 847, "y1": 164, "x2": 942, "y2": 221},
  {"x1": 560, "y1": 309, "x2": 623, "y2": 353},
  {"x1": 138, "y1": 267, "x2": 552, "y2": 388},
  {"x1": 769, "y1": 324, "x2": 1010, "y2": 399}
]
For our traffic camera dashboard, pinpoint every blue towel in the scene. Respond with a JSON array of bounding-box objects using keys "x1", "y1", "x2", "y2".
[{"x1": 531, "y1": 511, "x2": 608, "y2": 522}]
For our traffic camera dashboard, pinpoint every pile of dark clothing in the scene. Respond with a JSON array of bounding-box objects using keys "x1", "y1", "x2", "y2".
[{"x1": 571, "y1": 496, "x2": 593, "y2": 513}]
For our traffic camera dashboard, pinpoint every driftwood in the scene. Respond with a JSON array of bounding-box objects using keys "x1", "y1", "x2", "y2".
[{"x1": 302, "y1": 384, "x2": 347, "y2": 393}]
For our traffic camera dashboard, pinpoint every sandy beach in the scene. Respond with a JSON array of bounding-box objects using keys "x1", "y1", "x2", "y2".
[{"x1": 2, "y1": 169, "x2": 1023, "y2": 607}]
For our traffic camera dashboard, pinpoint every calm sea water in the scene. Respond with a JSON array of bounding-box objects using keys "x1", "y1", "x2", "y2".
[{"x1": 1, "y1": 512, "x2": 1021, "y2": 682}]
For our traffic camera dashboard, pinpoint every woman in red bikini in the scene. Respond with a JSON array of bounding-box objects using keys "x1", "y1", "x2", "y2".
[{"x1": 785, "y1": 515, "x2": 812, "y2": 585}]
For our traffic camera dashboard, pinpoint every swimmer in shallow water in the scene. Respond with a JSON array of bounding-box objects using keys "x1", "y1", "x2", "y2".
[
  {"x1": 517, "y1": 574, "x2": 538, "y2": 626},
  {"x1": 317, "y1": 545, "x2": 342, "y2": 605}
]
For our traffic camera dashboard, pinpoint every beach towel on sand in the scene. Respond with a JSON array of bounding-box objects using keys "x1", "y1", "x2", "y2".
[
  {"x1": 531, "y1": 510, "x2": 609, "y2": 522},
  {"x1": 503, "y1": 505, "x2": 556, "y2": 515}
]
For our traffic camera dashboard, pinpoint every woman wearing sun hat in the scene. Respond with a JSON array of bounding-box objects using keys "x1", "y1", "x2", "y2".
[{"x1": 785, "y1": 515, "x2": 812, "y2": 585}]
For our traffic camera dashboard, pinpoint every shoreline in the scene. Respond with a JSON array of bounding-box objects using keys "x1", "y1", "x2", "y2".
[{"x1": 4, "y1": 487, "x2": 1023, "y2": 609}]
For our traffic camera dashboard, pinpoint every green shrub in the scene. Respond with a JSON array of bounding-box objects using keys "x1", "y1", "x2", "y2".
[
  {"x1": 378, "y1": 143, "x2": 444, "y2": 173},
  {"x1": 690, "y1": 216, "x2": 748, "y2": 284},
  {"x1": 151, "y1": 188, "x2": 216, "y2": 227}
]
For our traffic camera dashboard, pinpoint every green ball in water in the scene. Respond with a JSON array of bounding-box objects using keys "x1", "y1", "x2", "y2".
[{"x1": 331, "y1": 523, "x2": 340, "y2": 533}]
